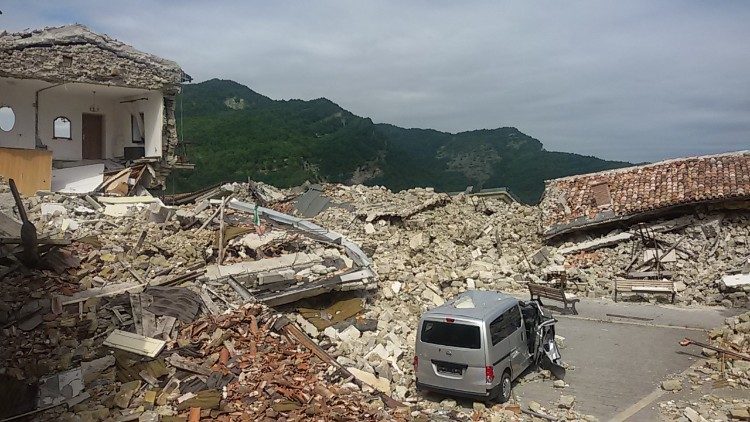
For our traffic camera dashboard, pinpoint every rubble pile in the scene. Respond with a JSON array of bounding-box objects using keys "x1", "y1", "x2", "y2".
[
  {"x1": 659, "y1": 395, "x2": 750, "y2": 422},
  {"x1": 0, "y1": 177, "x2": 404, "y2": 421},
  {"x1": 301, "y1": 185, "x2": 542, "y2": 404},
  {"x1": 658, "y1": 311, "x2": 750, "y2": 421},
  {"x1": 2, "y1": 173, "x2": 749, "y2": 421},
  {"x1": 550, "y1": 213, "x2": 750, "y2": 307},
  {"x1": 35, "y1": 304, "x2": 405, "y2": 421},
  {"x1": 705, "y1": 311, "x2": 750, "y2": 387},
  {"x1": 315, "y1": 185, "x2": 542, "y2": 297}
]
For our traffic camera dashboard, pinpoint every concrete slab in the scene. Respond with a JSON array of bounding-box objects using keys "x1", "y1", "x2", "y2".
[{"x1": 51, "y1": 163, "x2": 104, "y2": 194}]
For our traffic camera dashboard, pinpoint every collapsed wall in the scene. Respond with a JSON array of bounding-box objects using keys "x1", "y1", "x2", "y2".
[{"x1": 1, "y1": 171, "x2": 747, "y2": 420}]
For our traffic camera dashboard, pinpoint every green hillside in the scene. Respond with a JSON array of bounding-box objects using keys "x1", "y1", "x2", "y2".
[{"x1": 171, "y1": 79, "x2": 630, "y2": 203}]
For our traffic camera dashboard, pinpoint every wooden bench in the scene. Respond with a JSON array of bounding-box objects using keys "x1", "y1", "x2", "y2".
[
  {"x1": 528, "y1": 283, "x2": 580, "y2": 315},
  {"x1": 613, "y1": 279, "x2": 676, "y2": 303}
]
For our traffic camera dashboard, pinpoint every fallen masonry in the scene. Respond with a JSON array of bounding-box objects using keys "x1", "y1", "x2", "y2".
[
  {"x1": 0, "y1": 177, "x2": 409, "y2": 421},
  {"x1": 658, "y1": 310, "x2": 750, "y2": 421},
  {"x1": 0, "y1": 168, "x2": 748, "y2": 421}
]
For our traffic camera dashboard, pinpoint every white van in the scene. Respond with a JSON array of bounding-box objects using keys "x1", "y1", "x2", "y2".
[{"x1": 414, "y1": 290, "x2": 563, "y2": 403}]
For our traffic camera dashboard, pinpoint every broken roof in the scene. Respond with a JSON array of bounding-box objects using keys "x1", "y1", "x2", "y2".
[
  {"x1": 540, "y1": 151, "x2": 750, "y2": 238},
  {"x1": 0, "y1": 24, "x2": 190, "y2": 91}
]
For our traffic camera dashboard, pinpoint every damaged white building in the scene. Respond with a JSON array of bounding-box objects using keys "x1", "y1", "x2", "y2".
[{"x1": 0, "y1": 24, "x2": 191, "y2": 194}]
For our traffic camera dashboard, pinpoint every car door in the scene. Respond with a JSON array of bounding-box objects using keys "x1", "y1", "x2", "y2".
[
  {"x1": 508, "y1": 305, "x2": 532, "y2": 376},
  {"x1": 488, "y1": 309, "x2": 515, "y2": 376}
]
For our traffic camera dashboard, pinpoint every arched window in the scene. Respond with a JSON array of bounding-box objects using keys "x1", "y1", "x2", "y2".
[
  {"x1": 0, "y1": 106, "x2": 15, "y2": 132},
  {"x1": 53, "y1": 116, "x2": 72, "y2": 139}
]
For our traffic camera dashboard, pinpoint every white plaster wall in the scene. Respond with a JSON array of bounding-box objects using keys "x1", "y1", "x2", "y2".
[
  {"x1": 40, "y1": 84, "x2": 116, "y2": 160},
  {"x1": 144, "y1": 91, "x2": 164, "y2": 158},
  {"x1": 0, "y1": 77, "x2": 163, "y2": 160},
  {"x1": 113, "y1": 91, "x2": 163, "y2": 158},
  {"x1": 0, "y1": 78, "x2": 40, "y2": 150}
]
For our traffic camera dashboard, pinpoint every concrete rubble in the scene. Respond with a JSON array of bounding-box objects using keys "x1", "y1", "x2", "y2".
[
  {"x1": 657, "y1": 310, "x2": 750, "y2": 421},
  {"x1": 1, "y1": 174, "x2": 748, "y2": 421},
  {"x1": 0, "y1": 24, "x2": 187, "y2": 92},
  {"x1": 0, "y1": 176, "x2": 408, "y2": 421}
]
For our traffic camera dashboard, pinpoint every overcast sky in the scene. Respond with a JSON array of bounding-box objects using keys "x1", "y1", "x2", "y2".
[{"x1": 2, "y1": 1, "x2": 749, "y2": 162}]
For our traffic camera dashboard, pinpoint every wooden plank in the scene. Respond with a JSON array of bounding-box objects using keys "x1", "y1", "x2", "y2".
[
  {"x1": 281, "y1": 321, "x2": 405, "y2": 409},
  {"x1": 632, "y1": 287, "x2": 672, "y2": 293},
  {"x1": 0, "y1": 147, "x2": 52, "y2": 196},
  {"x1": 198, "y1": 205, "x2": 221, "y2": 231},
  {"x1": 199, "y1": 289, "x2": 221, "y2": 316},
  {"x1": 0, "y1": 211, "x2": 22, "y2": 237},
  {"x1": 218, "y1": 196, "x2": 227, "y2": 264},
  {"x1": 167, "y1": 354, "x2": 212, "y2": 376},
  {"x1": 52, "y1": 281, "x2": 146, "y2": 313},
  {"x1": 0, "y1": 237, "x2": 70, "y2": 245},
  {"x1": 141, "y1": 310, "x2": 157, "y2": 338},
  {"x1": 130, "y1": 293, "x2": 144, "y2": 335},
  {"x1": 102, "y1": 329, "x2": 166, "y2": 357},
  {"x1": 97, "y1": 167, "x2": 130, "y2": 194},
  {"x1": 97, "y1": 196, "x2": 158, "y2": 204},
  {"x1": 155, "y1": 315, "x2": 177, "y2": 339}
]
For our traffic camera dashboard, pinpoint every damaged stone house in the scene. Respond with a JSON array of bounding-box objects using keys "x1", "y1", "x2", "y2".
[
  {"x1": 0, "y1": 24, "x2": 191, "y2": 194},
  {"x1": 540, "y1": 151, "x2": 750, "y2": 239}
]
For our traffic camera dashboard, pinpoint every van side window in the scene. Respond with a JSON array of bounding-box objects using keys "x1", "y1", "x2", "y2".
[
  {"x1": 490, "y1": 307, "x2": 522, "y2": 345},
  {"x1": 511, "y1": 305, "x2": 522, "y2": 330}
]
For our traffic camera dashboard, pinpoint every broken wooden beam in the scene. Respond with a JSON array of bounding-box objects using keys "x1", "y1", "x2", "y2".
[
  {"x1": 0, "y1": 237, "x2": 70, "y2": 246},
  {"x1": 218, "y1": 196, "x2": 227, "y2": 264},
  {"x1": 167, "y1": 353, "x2": 213, "y2": 376},
  {"x1": 52, "y1": 281, "x2": 147, "y2": 314},
  {"x1": 227, "y1": 275, "x2": 254, "y2": 302},
  {"x1": 277, "y1": 317, "x2": 405, "y2": 409}
]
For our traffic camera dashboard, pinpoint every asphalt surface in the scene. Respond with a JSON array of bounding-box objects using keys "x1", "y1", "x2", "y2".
[
  {"x1": 511, "y1": 297, "x2": 743, "y2": 420},
  {"x1": 418, "y1": 295, "x2": 743, "y2": 421}
]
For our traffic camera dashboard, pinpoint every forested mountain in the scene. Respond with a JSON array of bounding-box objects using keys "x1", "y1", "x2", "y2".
[{"x1": 172, "y1": 79, "x2": 631, "y2": 203}]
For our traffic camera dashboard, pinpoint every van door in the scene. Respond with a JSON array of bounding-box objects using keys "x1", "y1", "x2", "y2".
[
  {"x1": 508, "y1": 305, "x2": 532, "y2": 376},
  {"x1": 489, "y1": 305, "x2": 528, "y2": 380},
  {"x1": 416, "y1": 317, "x2": 488, "y2": 395}
]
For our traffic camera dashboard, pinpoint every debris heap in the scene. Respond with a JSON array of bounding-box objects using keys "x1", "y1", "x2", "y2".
[
  {"x1": 658, "y1": 311, "x2": 750, "y2": 421},
  {"x1": 1, "y1": 172, "x2": 748, "y2": 421},
  {"x1": 0, "y1": 177, "x2": 406, "y2": 421}
]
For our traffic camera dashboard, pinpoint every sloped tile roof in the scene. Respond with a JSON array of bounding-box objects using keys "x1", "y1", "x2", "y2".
[{"x1": 541, "y1": 151, "x2": 750, "y2": 237}]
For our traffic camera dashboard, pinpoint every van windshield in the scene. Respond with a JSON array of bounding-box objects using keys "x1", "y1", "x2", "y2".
[{"x1": 420, "y1": 320, "x2": 481, "y2": 349}]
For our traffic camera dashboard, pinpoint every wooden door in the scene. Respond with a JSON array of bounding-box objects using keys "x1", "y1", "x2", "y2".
[{"x1": 82, "y1": 114, "x2": 103, "y2": 159}]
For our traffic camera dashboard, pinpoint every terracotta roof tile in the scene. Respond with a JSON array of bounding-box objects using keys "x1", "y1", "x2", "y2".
[{"x1": 541, "y1": 151, "x2": 750, "y2": 236}]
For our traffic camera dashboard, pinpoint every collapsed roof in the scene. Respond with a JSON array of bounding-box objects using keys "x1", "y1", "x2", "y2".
[
  {"x1": 540, "y1": 151, "x2": 750, "y2": 238},
  {"x1": 0, "y1": 24, "x2": 190, "y2": 91}
]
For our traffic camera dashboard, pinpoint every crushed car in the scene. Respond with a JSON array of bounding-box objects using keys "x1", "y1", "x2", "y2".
[{"x1": 414, "y1": 290, "x2": 564, "y2": 403}]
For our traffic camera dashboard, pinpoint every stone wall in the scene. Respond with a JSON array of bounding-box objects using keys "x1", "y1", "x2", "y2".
[{"x1": 0, "y1": 25, "x2": 185, "y2": 91}]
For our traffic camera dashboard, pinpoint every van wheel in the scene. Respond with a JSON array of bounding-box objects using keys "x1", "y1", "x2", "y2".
[{"x1": 498, "y1": 371, "x2": 512, "y2": 403}]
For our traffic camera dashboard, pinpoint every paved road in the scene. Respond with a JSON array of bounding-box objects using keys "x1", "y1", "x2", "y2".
[{"x1": 508, "y1": 296, "x2": 742, "y2": 420}]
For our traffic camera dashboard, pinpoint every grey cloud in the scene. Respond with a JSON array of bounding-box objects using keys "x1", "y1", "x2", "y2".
[{"x1": 2, "y1": 1, "x2": 748, "y2": 163}]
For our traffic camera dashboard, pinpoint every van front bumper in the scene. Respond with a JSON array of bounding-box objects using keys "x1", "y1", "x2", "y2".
[{"x1": 416, "y1": 380, "x2": 492, "y2": 400}]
